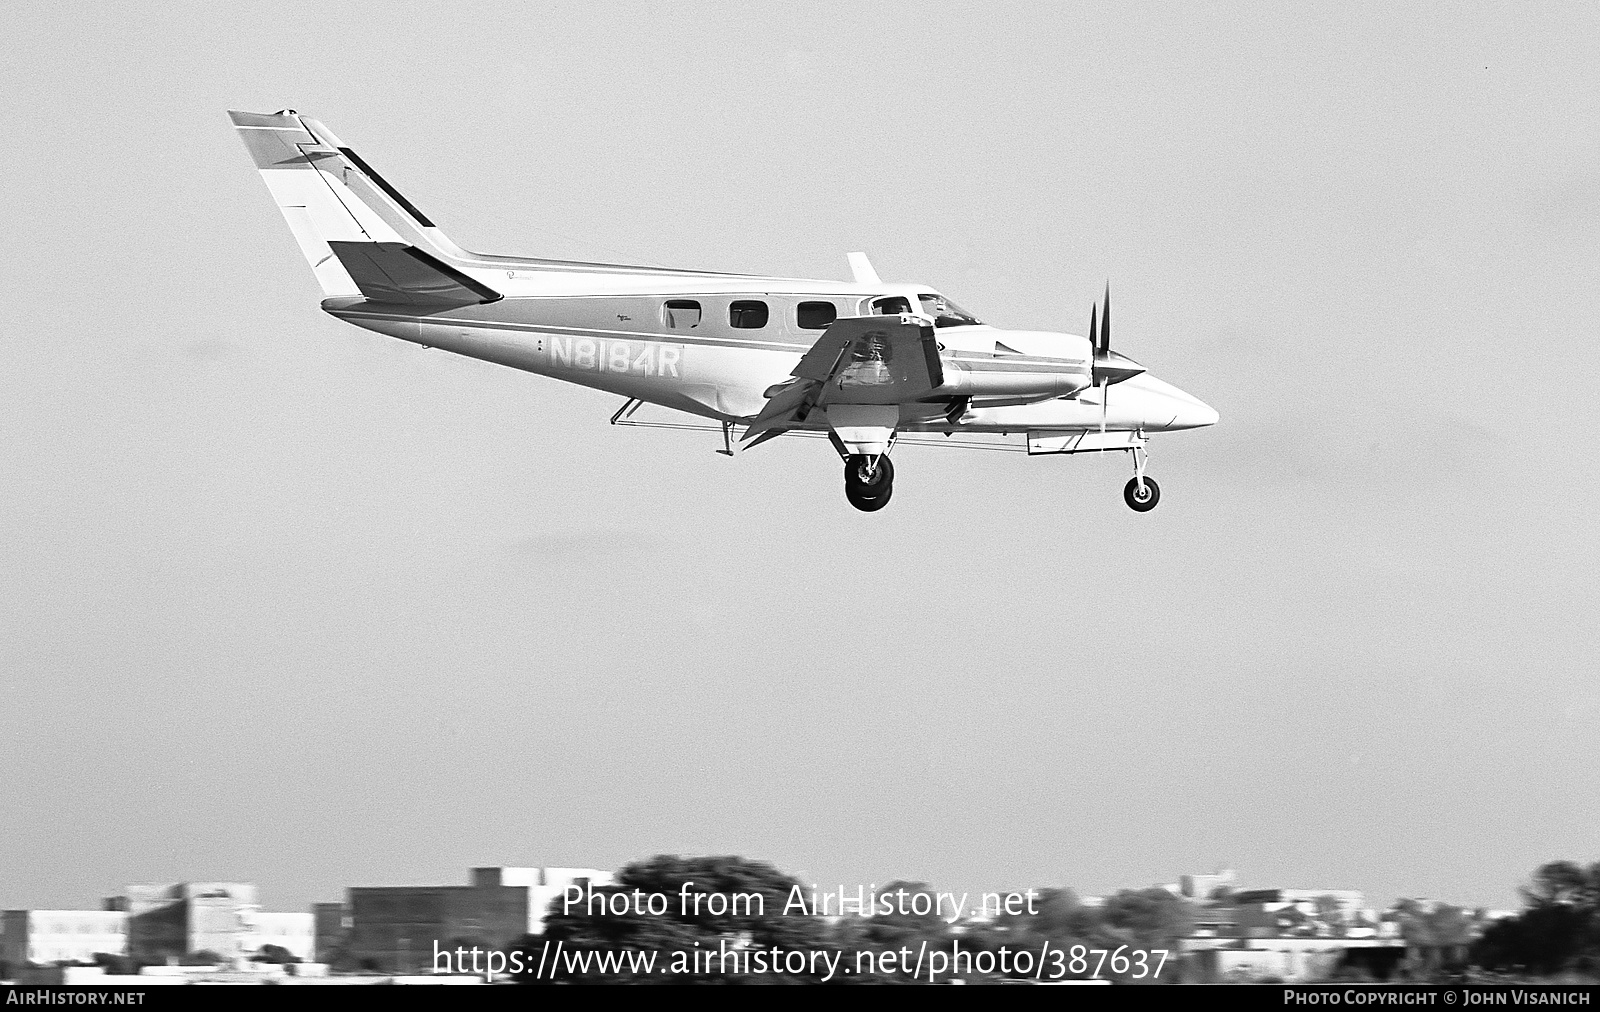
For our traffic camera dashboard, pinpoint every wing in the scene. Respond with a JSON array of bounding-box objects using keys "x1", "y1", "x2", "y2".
[{"x1": 742, "y1": 315, "x2": 943, "y2": 447}]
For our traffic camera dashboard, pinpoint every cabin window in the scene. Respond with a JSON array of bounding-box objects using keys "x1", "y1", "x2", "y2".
[
  {"x1": 729, "y1": 300, "x2": 768, "y2": 329},
  {"x1": 872, "y1": 296, "x2": 912, "y2": 315},
  {"x1": 797, "y1": 301, "x2": 837, "y2": 329},
  {"x1": 663, "y1": 300, "x2": 701, "y2": 329}
]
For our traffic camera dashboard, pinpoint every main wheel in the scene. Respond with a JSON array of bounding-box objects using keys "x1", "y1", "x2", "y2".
[
  {"x1": 845, "y1": 453, "x2": 893, "y2": 492},
  {"x1": 846, "y1": 482, "x2": 893, "y2": 512},
  {"x1": 1124, "y1": 476, "x2": 1161, "y2": 512},
  {"x1": 844, "y1": 454, "x2": 894, "y2": 512}
]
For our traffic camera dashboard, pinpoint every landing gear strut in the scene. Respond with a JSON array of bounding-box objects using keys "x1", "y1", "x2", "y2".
[
  {"x1": 1123, "y1": 443, "x2": 1160, "y2": 512},
  {"x1": 844, "y1": 454, "x2": 894, "y2": 512}
]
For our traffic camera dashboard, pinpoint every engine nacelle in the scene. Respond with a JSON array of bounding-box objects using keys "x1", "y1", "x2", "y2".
[{"x1": 934, "y1": 359, "x2": 1091, "y2": 400}]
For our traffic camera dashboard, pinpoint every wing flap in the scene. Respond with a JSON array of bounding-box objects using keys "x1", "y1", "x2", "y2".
[
  {"x1": 740, "y1": 377, "x2": 819, "y2": 444},
  {"x1": 792, "y1": 332, "x2": 854, "y2": 382},
  {"x1": 740, "y1": 314, "x2": 947, "y2": 447},
  {"x1": 818, "y1": 315, "x2": 944, "y2": 404}
]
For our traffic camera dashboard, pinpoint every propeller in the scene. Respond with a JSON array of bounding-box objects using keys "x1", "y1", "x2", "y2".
[
  {"x1": 1090, "y1": 284, "x2": 1145, "y2": 388},
  {"x1": 1087, "y1": 285, "x2": 1145, "y2": 435}
]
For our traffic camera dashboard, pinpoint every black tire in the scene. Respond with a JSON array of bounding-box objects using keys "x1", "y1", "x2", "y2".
[
  {"x1": 843, "y1": 454, "x2": 895, "y2": 511},
  {"x1": 844, "y1": 453, "x2": 894, "y2": 492},
  {"x1": 1124, "y1": 476, "x2": 1161, "y2": 512},
  {"x1": 846, "y1": 481, "x2": 893, "y2": 512}
]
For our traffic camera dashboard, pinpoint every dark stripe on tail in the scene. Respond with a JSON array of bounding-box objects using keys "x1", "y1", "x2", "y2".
[{"x1": 337, "y1": 147, "x2": 437, "y2": 228}]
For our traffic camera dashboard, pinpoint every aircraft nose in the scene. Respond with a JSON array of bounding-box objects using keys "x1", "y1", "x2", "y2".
[
  {"x1": 1174, "y1": 397, "x2": 1219, "y2": 429},
  {"x1": 1155, "y1": 393, "x2": 1218, "y2": 431},
  {"x1": 1112, "y1": 375, "x2": 1219, "y2": 431}
]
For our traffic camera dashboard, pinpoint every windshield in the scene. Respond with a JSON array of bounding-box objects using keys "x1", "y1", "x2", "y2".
[{"x1": 918, "y1": 293, "x2": 982, "y2": 328}]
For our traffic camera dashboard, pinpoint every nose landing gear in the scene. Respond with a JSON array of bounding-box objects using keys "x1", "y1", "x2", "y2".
[
  {"x1": 844, "y1": 453, "x2": 894, "y2": 512},
  {"x1": 1123, "y1": 443, "x2": 1159, "y2": 512}
]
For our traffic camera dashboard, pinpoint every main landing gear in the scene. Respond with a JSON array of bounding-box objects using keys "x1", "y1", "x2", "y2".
[{"x1": 844, "y1": 454, "x2": 894, "y2": 512}]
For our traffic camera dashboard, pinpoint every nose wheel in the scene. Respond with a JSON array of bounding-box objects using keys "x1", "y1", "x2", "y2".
[
  {"x1": 1122, "y1": 443, "x2": 1160, "y2": 512},
  {"x1": 1124, "y1": 476, "x2": 1160, "y2": 511},
  {"x1": 844, "y1": 454, "x2": 894, "y2": 512}
]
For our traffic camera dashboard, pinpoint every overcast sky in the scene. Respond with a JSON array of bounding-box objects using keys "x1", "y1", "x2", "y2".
[{"x1": 2, "y1": 2, "x2": 1596, "y2": 915}]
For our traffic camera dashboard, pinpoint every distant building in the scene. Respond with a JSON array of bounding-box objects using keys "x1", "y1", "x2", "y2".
[
  {"x1": 243, "y1": 911, "x2": 316, "y2": 961},
  {"x1": 2, "y1": 882, "x2": 311, "y2": 971},
  {"x1": 312, "y1": 902, "x2": 350, "y2": 964},
  {"x1": 1175, "y1": 874, "x2": 1407, "y2": 982},
  {"x1": 344, "y1": 867, "x2": 613, "y2": 973},
  {"x1": 1233, "y1": 889, "x2": 1366, "y2": 917},
  {"x1": 115, "y1": 882, "x2": 312, "y2": 963},
  {"x1": 1, "y1": 910, "x2": 127, "y2": 969},
  {"x1": 1178, "y1": 869, "x2": 1237, "y2": 901},
  {"x1": 1183, "y1": 935, "x2": 1405, "y2": 982}
]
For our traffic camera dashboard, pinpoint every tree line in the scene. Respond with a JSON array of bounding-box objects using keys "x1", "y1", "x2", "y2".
[
  {"x1": 514, "y1": 854, "x2": 1193, "y2": 984},
  {"x1": 1469, "y1": 860, "x2": 1600, "y2": 978},
  {"x1": 511, "y1": 855, "x2": 1600, "y2": 984}
]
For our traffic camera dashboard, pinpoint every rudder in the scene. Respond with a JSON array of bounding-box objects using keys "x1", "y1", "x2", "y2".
[{"x1": 228, "y1": 109, "x2": 492, "y2": 300}]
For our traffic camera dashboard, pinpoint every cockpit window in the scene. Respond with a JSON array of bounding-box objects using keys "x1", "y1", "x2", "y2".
[
  {"x1": 872, "y1": 296, "x2": 912, "y2": 315},
  {"x1": 918, "y1": 293, "x2": 982, "y2": 328}
]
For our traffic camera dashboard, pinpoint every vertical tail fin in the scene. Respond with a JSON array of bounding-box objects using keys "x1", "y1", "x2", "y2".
[{"x1": 228, "y1": 109, "x2": 489, "y2": 299}]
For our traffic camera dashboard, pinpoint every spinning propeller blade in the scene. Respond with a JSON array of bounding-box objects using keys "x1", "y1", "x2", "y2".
[
  {"x1": 1100, "y1": 284, "x2": 1110, "y2": 356},
  {"x1": 1089, "y1": 284, "x2": 1145, "y2": 389}
]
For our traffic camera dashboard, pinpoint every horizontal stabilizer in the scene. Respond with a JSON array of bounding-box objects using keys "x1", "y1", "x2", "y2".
[{"x1": 326, "y1": 241, "x2": 502, "y2": 307}]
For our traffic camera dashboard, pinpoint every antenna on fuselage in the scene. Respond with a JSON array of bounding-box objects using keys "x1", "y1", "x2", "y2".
[{"x1": 847, "y1": 252, "x2": 881, "y2": 286}]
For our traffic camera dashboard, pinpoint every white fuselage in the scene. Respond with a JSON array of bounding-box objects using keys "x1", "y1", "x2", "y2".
[{"x1": 324, "y1": 273, "x2": 1217, "y2": 436}]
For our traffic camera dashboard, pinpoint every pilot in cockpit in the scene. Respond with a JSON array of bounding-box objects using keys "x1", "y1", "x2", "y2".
[{"x1": 917, "y1": 293, "x2": 982, "y2": 328}]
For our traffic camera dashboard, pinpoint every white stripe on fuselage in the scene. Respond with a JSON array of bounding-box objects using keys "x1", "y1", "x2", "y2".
[
  {"x1": 333, "y1": 309, "x2": 1087, "y2": 367},
  {"x1": 329, "y1": 308, "x2": 1112, "y2": 430}
]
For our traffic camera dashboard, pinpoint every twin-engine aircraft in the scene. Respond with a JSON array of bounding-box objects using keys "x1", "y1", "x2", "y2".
[{"x1": 230, "y1": 110, "x2": 1216, "y2": 512}]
